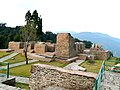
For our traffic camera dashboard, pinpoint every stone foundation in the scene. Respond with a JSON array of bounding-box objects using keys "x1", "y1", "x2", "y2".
[{"x1": 29, "y1": 64, "x2": 96, "y2": 90}]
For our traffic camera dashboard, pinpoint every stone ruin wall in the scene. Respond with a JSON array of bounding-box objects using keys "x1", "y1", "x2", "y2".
[
  {"x1": 69, "y1": 35, "x2": 77, "y2": 58},
  {"x1": 34, "y1": 42, "x2": 55, "y2": 55},
  {"x1": 29, "y1": 64, "x2": 96, "y2": 90},
  {"x1": 8, "y1": 41, "x2": 24, "y2": 53},
  {"x1": 90, "y1": 50, "x2": 110, "y2": 60},
  {"x1": 97, "y1": 51, "x2": 110, "y2": 60},
  {"x1": 75, "y1": 42, "x2": 85, "y2": 53},
  {"x1": 55, "y1": 33, "x2": 76, "y2": 59},
  {"x1": 46, "y1": 43, "x2": 55, "y2": 52},
  {"x1": 34, "y1": 42, "x2": 46, "y2": 55}
]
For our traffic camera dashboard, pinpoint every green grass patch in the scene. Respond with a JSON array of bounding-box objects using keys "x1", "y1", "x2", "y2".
[
  {"x1": 0, "y1": 61, "x2": 68, "y2": 77},
  {"x1": 80, "y1": 57, "x2": 117, "y2": 73},
  {"x1": 4, "y1": 54, "x2": 31, "y2": 64},
  {"x1": 80, "y1": 60, "x2": 103, "y2": 73},
  {"x1": 0, "y1": 51, "x2": 12, "y2": 58},
  {"x1": 16, "y1": 82, "x2": 29, "y2": 90}
]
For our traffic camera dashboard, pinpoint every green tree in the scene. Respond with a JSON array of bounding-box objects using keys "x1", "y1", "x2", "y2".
[
  {"x1": 20, "y1": 12, "x2": 37, "y2": 64},
  {"x1": 32, "y1": 10, "x2": 43, "y2": 38},
  {"x1": 83, "y1": 40, "x2": 93, "y2": 48},
  {"x1": 0, "y1": 35, "x2": 6, "y2": 48},
  {"x1": 25, "y1": 10, "x2": 43, "y2": 40},
  {"x1": 45, "y1": 31, "x2": 56, "y2": 43},
  {"x1": 75, "y1": 38, "x2": 82, "y2": 42},
  {"x1": 25, "y1": 10, "x2": 31, "y2": 24}
]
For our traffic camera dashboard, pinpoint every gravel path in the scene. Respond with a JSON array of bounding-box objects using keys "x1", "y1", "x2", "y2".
[{"x1": 0, "y1": 53, "x2": 18, "y2": 62}]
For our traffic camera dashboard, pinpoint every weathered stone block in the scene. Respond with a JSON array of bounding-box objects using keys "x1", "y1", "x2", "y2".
[
  {"x1": 29, "y1": 64, "x2": 96, "y2": 90},
  {"x1": 55, "y1": 33, "x2": 76, "y2": 59},
  {"x1": 34, "y1": 42, "x2": 46, "y2": 55}
]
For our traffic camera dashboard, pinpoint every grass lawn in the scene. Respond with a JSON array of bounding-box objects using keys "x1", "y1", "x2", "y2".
[
  {"x1": 80, "y1": 60, "x2": 104, "y2": 73},
  {"x1": 4, "y1": 54, "x2": 31, "y2": 64},
  {"x1": 16, "y1": 82, "x2": 29, "y2": 90},
  {"x1": 0, "y1": 61, "x2": 68, "y2": 77},
  {"x1": 80, "y1": 57, "x2": 117, "y2": 73},
  {"x1": 0, "y1": 51, "x2": 12, "y2": 58}
]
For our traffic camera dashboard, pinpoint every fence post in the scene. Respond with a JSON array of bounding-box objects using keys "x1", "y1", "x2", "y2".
[{"x1": 7, "y1": 63, "x2": 9, "y2": 78}]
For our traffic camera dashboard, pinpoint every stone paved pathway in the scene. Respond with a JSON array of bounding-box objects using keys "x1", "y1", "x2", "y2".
[
  {"x1": 63, "y1": 60, "x2": 86, "y2": 71},
  {"x1": 1, "y1": 60, "x2": 39, "y2": 68},
  {"x1": 10, "y1": 75, "x2": 29, "y2": 84},
  {"x1": 0, "y1": 53, "x2": 18, "y2": 62}
]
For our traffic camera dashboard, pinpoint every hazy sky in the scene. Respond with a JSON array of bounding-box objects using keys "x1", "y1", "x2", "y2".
[{"x1": 0, "y1": 0, "x2": 120, "y2": 38}]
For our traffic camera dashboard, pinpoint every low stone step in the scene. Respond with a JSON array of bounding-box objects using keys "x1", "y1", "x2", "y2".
[{"x1": 66, "y1": 56, "x2": 79, "y2": 62}]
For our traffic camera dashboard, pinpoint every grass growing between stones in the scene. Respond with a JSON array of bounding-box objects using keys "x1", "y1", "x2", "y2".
[
  {"x1": 0, "y1": 51, "x2": 12, "y2": 58},
  {"x1": 4, "y1": 54, "x2": 31, "y2": 64},
  {"x1": 16, "y1": 82, "x2": 29, "y2": 90},
  {"x1": 0, "y1": 61, "x2": 68, "y2": 77}
]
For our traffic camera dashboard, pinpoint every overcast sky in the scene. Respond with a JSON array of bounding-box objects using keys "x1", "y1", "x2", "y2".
[{"x1": 0, "y1": 0, "x2": 120, "y2": 38}]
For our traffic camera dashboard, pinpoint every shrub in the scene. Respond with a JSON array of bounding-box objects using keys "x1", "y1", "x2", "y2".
[{"x1": 87, "y1": 60, "x2": 95, "y2": 64}]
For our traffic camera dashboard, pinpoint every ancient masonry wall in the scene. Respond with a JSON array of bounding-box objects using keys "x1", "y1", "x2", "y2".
[
  {"x1": 34, "y1": 42, "x2": 46, "y2": 55},
  {"x1": 29, "y1": 64, "x2": 96, "y2": 90},
  {"x1": 8, "y1": 41, "x2": 24, "y2": 53},
  {"x1": 90, "y1": 50, "x2": 110, "y2": 60},
  {"x1": 97, "y1": 51, "x2": 110, "y2": 60},
  {"x1": 55, "y1": 33, "x2": 76, "y2": 59},
  {"x1": 8, "y1": 42, "x2": 24, "y2": 50}
]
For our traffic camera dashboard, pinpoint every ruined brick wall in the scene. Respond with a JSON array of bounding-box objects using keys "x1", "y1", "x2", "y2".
[
  {"x1": 78, "y1": 54, "x2": 87, "y2": 60},
  {"x1": 97, "y1": 51, "x2": 110, "y2": 60},
  {"x1": 90, "y1": 50, "x2": 110, "y2": 60},
  {"x1": 34, "y1": 42, "x2": 46, "y2": 55},
  {"x1": 8, "y1": 42, "x2": 24, "y2": 53},
  {"x1": 29, "y1": 64, "x2": 96, "y2": 90},
  {"x1": 28, "y1": 43, "x2": 35, "y2": 52},
  {"x1": 75, "y1": 42, "x2": 85, "y2": 53},
  {"x1": 8, "y1": 42, "x2": 24, "y2": 50},
  {"x1": 46, "y1": 43, "x2": 55, "y2": 52},
  {"x1": 55, "y1": 33, "x2": 76, "y2": 59}
]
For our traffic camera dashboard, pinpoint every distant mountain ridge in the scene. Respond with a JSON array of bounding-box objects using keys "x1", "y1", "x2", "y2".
[{"x1": 72, "y1": 32, "x2": 120, "y2": 57}]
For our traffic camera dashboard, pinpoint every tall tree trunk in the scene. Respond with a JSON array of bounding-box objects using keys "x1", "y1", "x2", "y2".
[
  {"x1": 24, "y1": 50, "x2": 28, "y2": 64},
  {"x1": 24, "y1": 42, "x2": 29, "y2": 64}
]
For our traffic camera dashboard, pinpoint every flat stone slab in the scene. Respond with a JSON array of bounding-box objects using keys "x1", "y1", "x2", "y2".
[
  {"x1": 64, "y1": 60, "x2": 86, "y2": 71},
  {"x1": 70, "y1": 65, "x2": 86, "y2": 71}
]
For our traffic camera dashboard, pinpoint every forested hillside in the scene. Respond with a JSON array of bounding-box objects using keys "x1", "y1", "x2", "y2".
[
  {"x1": 0, "y1": 23, "x2": 92, "y2": 49},
  {"x1": 0, "y1": 23, "x2": 57, "y2": 49}
]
